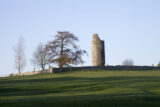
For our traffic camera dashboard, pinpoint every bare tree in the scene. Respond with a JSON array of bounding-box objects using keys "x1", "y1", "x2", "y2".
[
  {"x1": 122, "y1": 59, "x2": 134, "y2": 66},
  {"x1": 47, "y1": 31, "x2": 87, "y2": 72},
  {"x1": 13, "y1": 36, "x2": 26, "y2": 75},
  {"x1": 158, "y1": 62, "x2": 160, "y2": 67},
  {"x1": 31, "y1": 43, "x2": 49, "y2": 71}
]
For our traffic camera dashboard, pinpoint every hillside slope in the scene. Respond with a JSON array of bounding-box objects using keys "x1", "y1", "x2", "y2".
[{"x1": 1, "y1": 71, "x2": 160, "y2": 107}]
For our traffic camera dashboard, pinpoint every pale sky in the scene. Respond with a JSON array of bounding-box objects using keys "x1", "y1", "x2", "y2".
[{"x1": 0, "y1": 0, "x2": 160, "y2": 76}]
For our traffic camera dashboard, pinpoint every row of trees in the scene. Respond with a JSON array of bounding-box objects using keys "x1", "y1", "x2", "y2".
[
  {"x1": 14, "y1": 31, "x2": 87, "y2": 74},
  {"x1": 13, "y1": 31, "x2": 160, "y2": 74}
]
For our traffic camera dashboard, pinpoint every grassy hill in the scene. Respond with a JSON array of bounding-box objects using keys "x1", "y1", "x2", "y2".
[{"x1": 1, "y1": 71, "x2": 160, "y2": 107}]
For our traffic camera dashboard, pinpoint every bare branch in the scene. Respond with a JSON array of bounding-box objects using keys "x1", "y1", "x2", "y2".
[{"x1": 31, "y1": 43, "x2": 49, "y2": 71}]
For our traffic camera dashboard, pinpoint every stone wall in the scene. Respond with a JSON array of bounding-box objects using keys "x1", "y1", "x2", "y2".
[
  {"x1": 10, "y1": 66, "x2": 160, "y2": 76},
  {"x1": 10, "y1": 69, "x2": 52, "y2": 76},
  {"x1": 52, "y1": 66, "x2": 160, "y2": 73}
]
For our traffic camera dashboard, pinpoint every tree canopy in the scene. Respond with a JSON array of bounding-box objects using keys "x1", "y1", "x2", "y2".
[{"x1": 47, "y1": 31, "x2": 87, "y2": 71}]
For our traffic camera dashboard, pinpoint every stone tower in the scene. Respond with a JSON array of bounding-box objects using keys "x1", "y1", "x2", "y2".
[{"x1": 92, "y1": 34, "x2": 105, "y2": 66}]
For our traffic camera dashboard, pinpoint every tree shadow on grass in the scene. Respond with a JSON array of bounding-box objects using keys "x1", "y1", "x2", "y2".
[
  {"x1": 0, "y1": 76, "x2": 160, "y2": 98},
  {"x1": 1, "y1": 93, "x2": 160, "y2": 107},
  {"x1": 1, "y1": 76, "x2": 160, "y2": 84}
]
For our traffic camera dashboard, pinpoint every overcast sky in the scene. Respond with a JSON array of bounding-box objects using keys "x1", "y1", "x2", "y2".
[{"x1": 0, "y1": 0, "x2": 160, "y2": 76}]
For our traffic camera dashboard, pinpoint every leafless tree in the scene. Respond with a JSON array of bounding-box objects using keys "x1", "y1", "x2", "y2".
[
  {"x1": 31, "y1": 43, "x2": 49, "y2": 71},
  {"x1": 47, "y1": 31, "x2": 87, "y2": 72},
  {"x1": 13, "y1": 36, "x2": 26, "y2": 75},
  {"x1": 122, "y1": 59, "x2": 134, "y2": 66},
  {"x1": 158, "y1": 62, "x2": 160, "y2": 67}
]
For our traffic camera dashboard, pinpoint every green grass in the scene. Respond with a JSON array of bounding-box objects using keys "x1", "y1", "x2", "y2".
[{"x1": 1, "y1": 70, "x2": 160, "y2": 107}]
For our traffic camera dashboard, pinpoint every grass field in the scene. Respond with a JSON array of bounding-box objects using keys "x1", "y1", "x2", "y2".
[{"x1": 1, "y1": 71, "x2": 160, "y2": 107}]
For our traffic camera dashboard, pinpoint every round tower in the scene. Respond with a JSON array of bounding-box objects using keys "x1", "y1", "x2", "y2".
[{"x1": 92, "y1": 34, "x2": 105, "y2": 66}]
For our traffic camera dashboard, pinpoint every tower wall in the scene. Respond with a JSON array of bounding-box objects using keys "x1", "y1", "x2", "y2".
[
  {"x1": 92, "y1": 34, "x2": 105, "y2": 66},
  {"x1": 101, "y1": 40, "x2": 105, "y2": 65}
]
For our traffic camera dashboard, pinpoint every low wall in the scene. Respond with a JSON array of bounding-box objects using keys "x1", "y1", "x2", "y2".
[
  {"x1": 52, "y1": 66, "x2": 160, "y2": 73},
  {"x1": 10, "y1": 69, "x2": 52, "y2": 76},
  {"x1": 11, "y1": 66, "x2": 160, "y2": 76}
]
